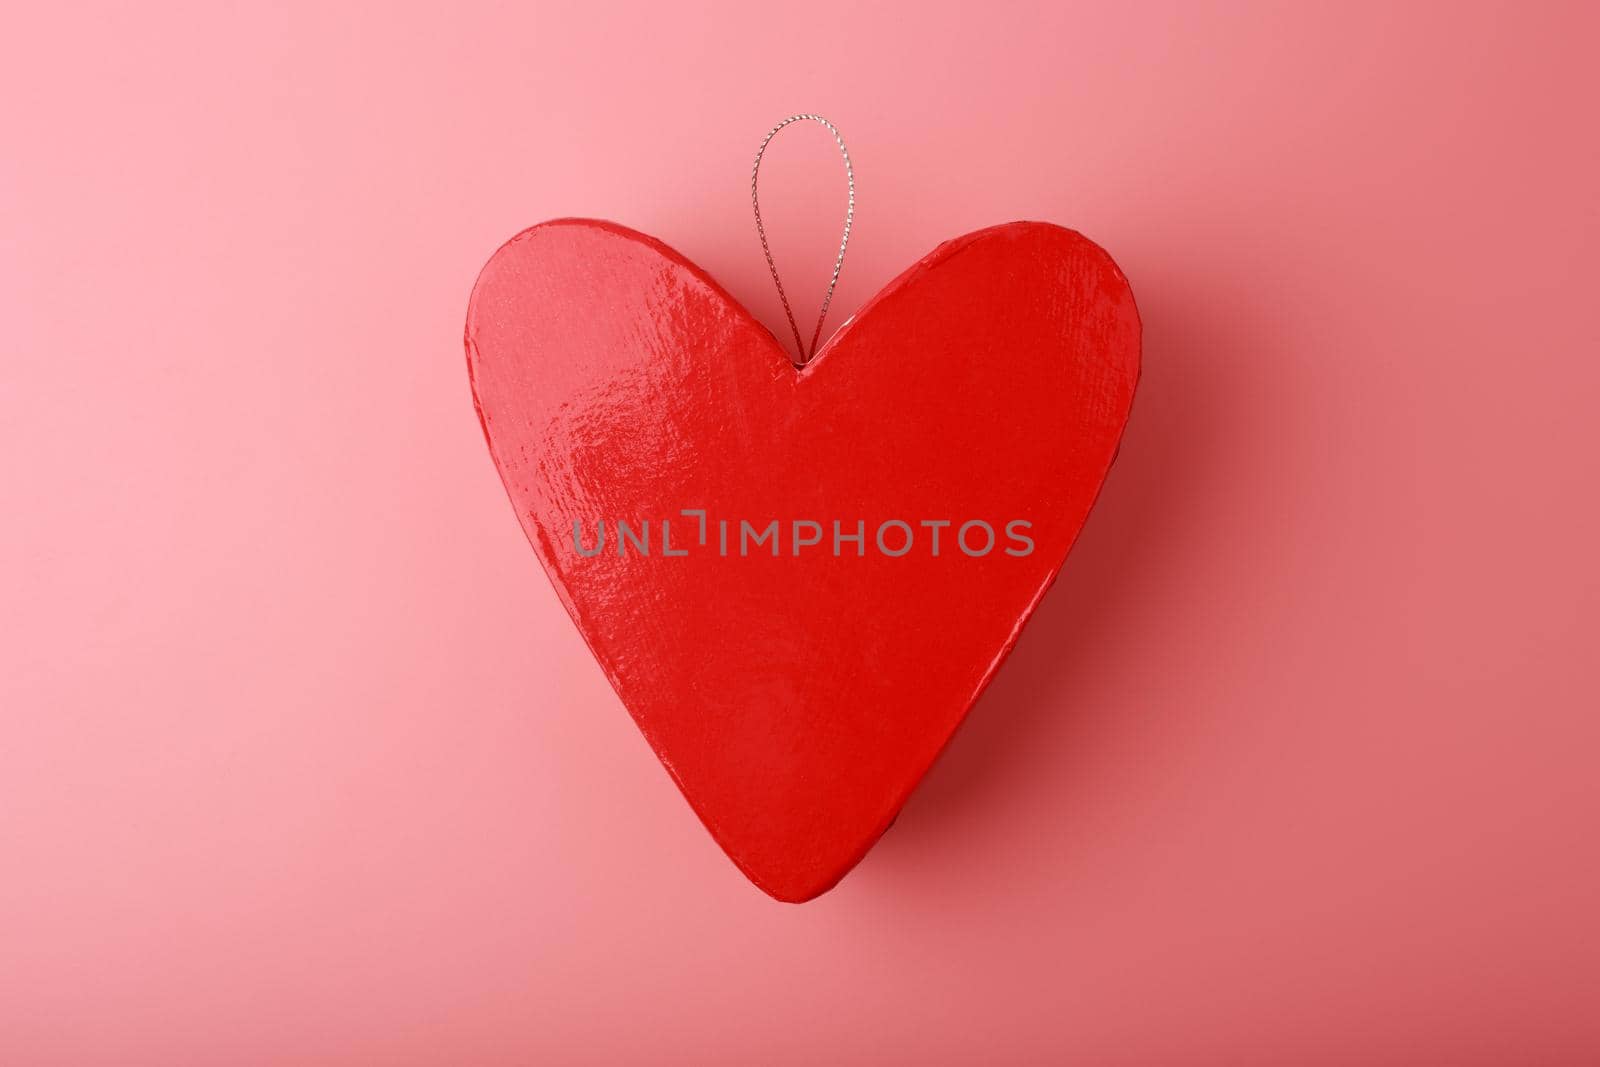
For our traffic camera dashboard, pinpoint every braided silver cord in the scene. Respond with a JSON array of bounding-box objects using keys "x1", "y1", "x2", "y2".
[{"x1": 751, "y1": 114, "x2": 855, "y2": 364}]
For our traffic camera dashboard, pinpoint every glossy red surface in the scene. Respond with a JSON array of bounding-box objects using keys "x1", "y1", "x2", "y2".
[{"x1": 466, "y1": 219, "x2": 1139, "y2": 901}]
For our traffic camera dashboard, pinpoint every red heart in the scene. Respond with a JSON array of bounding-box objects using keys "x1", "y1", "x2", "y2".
[{"x1": 466, "y1": 219, "x2": 1139, "y2": 901}]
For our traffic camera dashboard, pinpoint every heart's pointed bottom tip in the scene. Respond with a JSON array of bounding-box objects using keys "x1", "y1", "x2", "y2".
[
  {"x1": 757, "y1": 880, "x2": 840, "y2": 905},
  {"x1": 740, "y1": 861, "x2": 853, "y2": 905}
]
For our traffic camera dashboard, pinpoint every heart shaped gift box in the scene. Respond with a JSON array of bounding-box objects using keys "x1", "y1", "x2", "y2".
[{"x1": 466, "y1": 218, "x2": 1139, "y2": 901}]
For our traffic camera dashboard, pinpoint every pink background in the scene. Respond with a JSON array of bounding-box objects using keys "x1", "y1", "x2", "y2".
[{"x1": 3, "y1": 2, "x2": 1598, "y2": 1063}]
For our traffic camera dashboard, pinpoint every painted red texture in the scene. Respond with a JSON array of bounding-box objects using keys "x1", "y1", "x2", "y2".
[{"x1": 466, "y1": 219, "x2": 1139, "y2": 901}]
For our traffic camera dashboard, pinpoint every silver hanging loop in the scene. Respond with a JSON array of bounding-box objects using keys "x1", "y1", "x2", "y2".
[{"x1": 751, "y1": 114, "x2": 855, "y2": 364}]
